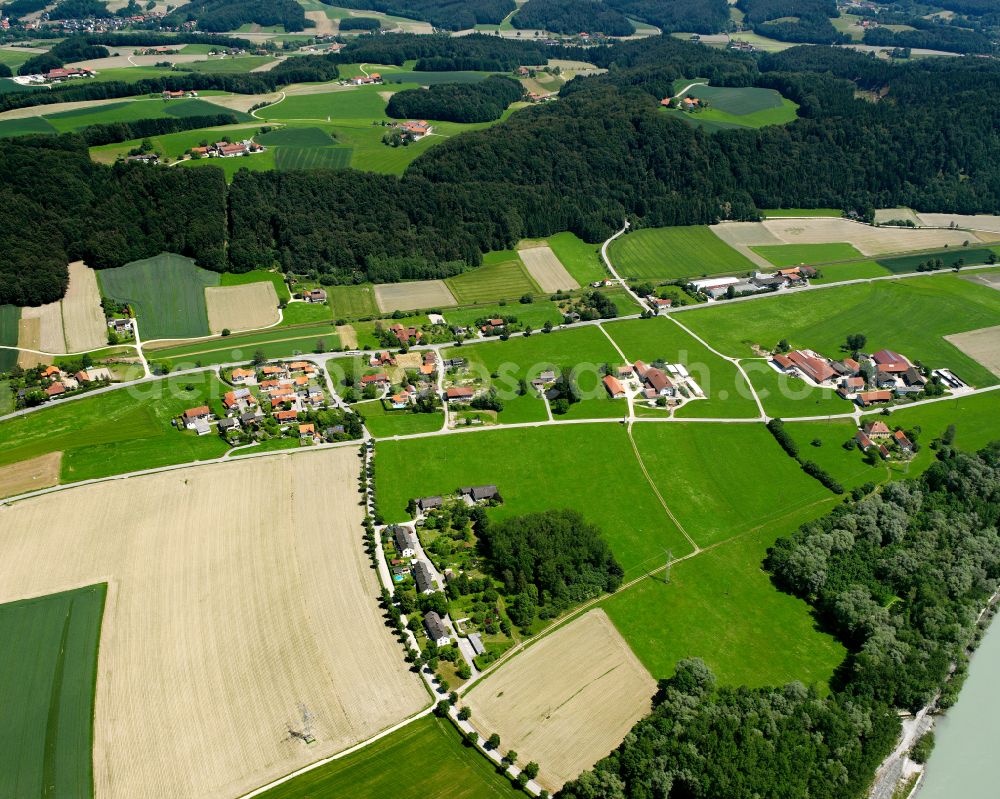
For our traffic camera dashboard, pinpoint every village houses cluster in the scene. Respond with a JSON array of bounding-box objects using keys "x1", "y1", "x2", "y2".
[
  {"x1": 14, "y1": 364, "x2": 112, "y2": 407},
  {"x1": 770, "y1": 346, "x2": 966, "y2": 407},
  {"x1": 362, "y1": 348, "x2": 439, "y2": 410},
  {"x1": 179, "y1": 360, "x2": 347, "y2": 444}
]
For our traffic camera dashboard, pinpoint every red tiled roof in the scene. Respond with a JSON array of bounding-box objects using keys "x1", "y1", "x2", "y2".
[
  {"x1": 184, "y1": 405, "x2": 209, "y2": 418},
  {"x1": 446, "y1": 386, "x2": 474, "y2": 399},
  {"x1": 603, "y1": 375, "x2": 625, "y2": 397},
  {"x1": 787, "y1": 350, "x2": 836, "y2": 383}
]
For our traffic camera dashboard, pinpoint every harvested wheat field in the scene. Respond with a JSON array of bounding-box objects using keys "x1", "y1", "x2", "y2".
[
  {"x1": 205, "y1": 282, "x2": 280, "y2": 334},
  {"x1": 945, "y1": 325, "x2": 1000, "y2": 379},
  {"x1": 873, "y1": 207, "x2": 922, "y2": 226},
  {"x1": 375, "y1": 280, "x2": 457, "y2": 313},
  {"x1": 0, "y1": 448, "x2": 427, "y2": 799},
  {"x1": 518, "y1": 245, "x2": 579, "y2": 292},
  {"x1": 336, "y1": 324, "x2": 358, "y2": 349},
  {"x1": 63, "y1": 262, "x2": 108, "y2": 351},
  {"x1": 0, "y1": 451, "x2": 62, "y2": 498},
  {"x1": 465, "y1": 609, "x2": 656, "y2": 791},
  {"x1": 917, "y1": 213, "x2": 1000, "y2": 235},
  {"x1": 763, "y1": 218, "x2": 975, "y2": 255},
  {"x1": 20, "y1": 300, "x2": 66, "y2": 354},
  {"x1": 712, "y1": 219, "x2": 979, "y2": 256}
]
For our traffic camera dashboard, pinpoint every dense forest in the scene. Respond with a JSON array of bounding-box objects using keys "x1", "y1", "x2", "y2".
[
  {"x1": 163, "y1": 0, "x2": 309, "y2": 33},
  {"x1": 737, "y1": 0, "x2": 848, "y2": 44},
  {"x1": 559, "y1": 659, "x2": 900, "y2": 799},
  {"x1": 604, "y1": 0, "x2": 731, "y2": 34},
  {"x1": 0, "y1": 135, "x2": 226, "y2": 305},
  {"x1": 338, "y1": 17, "x2": 381, "y2": 31},
  {"x1": 337, "y1": 33, "x2": 555, "y2": 71},
  {"x1": 386, "y1": 75, "x2": 523, "y2": 122},
  {"x1": 478, "y1": 509, "x2": 624, "y2": 612},
  {"x1": 327, "y1": 0, "x2": 515, "y2": 30},
  {"x1": 49, "y1": 0, "x2": 108, "y2": 18},
  {"x1": 863, "y1": 22, "x2": 995, "y2": 54},
  {"x1": 560, "y1": 443, "x2": 1000, "y2": 797},
  {"x1": 768, "y1": 444, "x2": 1000, "y2": 711},
  {"x1": 511, "y1": 0, "x2": 635, "y2": 36}
]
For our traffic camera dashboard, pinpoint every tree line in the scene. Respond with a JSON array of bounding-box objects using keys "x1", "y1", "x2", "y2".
[
  {"x1": 77, "y1": 113, "x2": 240, "y2": 147},
  {"x1": 326, "y1": 0, "x2": 514, "y2": 30},
  {"x1": 163, "y1": 0, "x2": 309, "y2": 33},
  {"x1": 337, "y1": 32, "x2": 556, "y2": 72},
  {"x1": 736, "y1": 0, "x2": 849, "y2": 44},
  {"x1": 386, "y1": 75, "x2": 523, "y2": 123},
  {"x1": 512, "y1": 0, "x2": 635, "y2": 36},
  {"x1": 603, "y1": 0, "x2": 731, "y2": 34}
]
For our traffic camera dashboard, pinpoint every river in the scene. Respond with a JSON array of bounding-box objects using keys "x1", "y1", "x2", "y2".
[{"x1": 918, "y1": 617, "x2": 1000, "y2": 798}]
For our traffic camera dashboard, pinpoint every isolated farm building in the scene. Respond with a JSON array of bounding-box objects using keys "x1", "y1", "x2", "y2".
[
  {"x1": 183, "y1": 405, "x2": 212, "y2": 431},
  {"x1": 603, "y1": 374, "x2": 626, "y2": 399},
  {"x1": 126, "y1": 153, "x2": 159, "y2": 164},
  {"x1": 401, "y1": 120, "x2": 432, "y2": 139},
  {"x1": 446, "y1": 386, "x2": 475, "y2": 403},
  {"x1": 231, "y1": 367, "x2": 255, "y2": 384},
  {"x1": 461, "y1": 485, "x2": 499, "y2": 503},
  {"x1": 649, "y1": 297, "x2": 672, "y2": 314},
  {"x1": 46, "y1": 67, "x2": 93, "y2": 81},
  {"x1": 303, "y1": 288, "x2": 327, "y2": 303},
  {"x1": 856, "y1": 390, "x2": 892, "y2": 407},
  {"x1": 863, "y1": 421, "x2": 892, "y2": 439},
  {"x1": 424, "y1": 611, "x2": 451, "y2": 646},
  {"x1": 413, "y1": 561, "x2": 436, "y2": 594},
  {"x1": 643, "y1": 367, "x2": 675, "y2": 396},
  {"x1": 162, "y1": 89, "x2": 186, "y2": 98},
  {"x1": 751, "y1": 274, "x2": 785, "y2": 290},
  {"x1": 44, "y1": 381, "x2": 66, "y2": 398},
  {"x1": 894, "y1": 429, "x2": 914, "y2": 453},
  {"x1": 107, "y1": 317, "x2": 134, "y2": 336},
  {"x1": 659, "y1": 97, "x2": 672, "y2": 107},
  {"x1": 690, "y1": 276, "x2": 739, "y2": 293},
  {"x1": 872, "y1": 349, "x2": 910, "y2": 373},
  {"x1": 518, "y1": 66, "x2": 530, "y2": 76},
  {"x1": 392, "y1": 525, "x2": 417, "y2": 557}
]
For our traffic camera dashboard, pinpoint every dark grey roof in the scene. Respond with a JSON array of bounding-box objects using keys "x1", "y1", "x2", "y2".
[
  {"x1": 392, "y1": 525, "x2": 413, "y2": 553},
  {"x1": 413, "y1": 560, "x2": 434, "y2": 593},
  {"x1": 424, "y1": 611, "x2": 448, "y2": 641},
  {"x1": 461, "y1": 485, "x2": 498, "y2": 501},
  {"x1": 418, "y1": 496, "x2": 442, "y2": 510},
  {"x1": 240, "y1": 411, "x2": 260, "y2": 424},
  {"x1": 219, "y1": 418, "x2": 239, "y2": 430}
]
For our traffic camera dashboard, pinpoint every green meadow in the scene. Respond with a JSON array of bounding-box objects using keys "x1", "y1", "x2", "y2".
[
  {"x1": 446, "y1": 253, "x2": 540, "y2": 305},
  {"x1": 741, "y1": 359, "x2": 853, "y2": 418},
  {"x1": 147, "y1": 326, "x2": 340, "y2": 370},
  {"x1": 545, "y1": 231, "x2": 607, "y2": 285},
  {"x1": 357, "y1": 399, "x2": 444, "y2": 437},
  {"x1": 0, "y1": 304, "x2": 18, "y2": 372},
  {"x1": 678, "y1": 274, "x2": 1000, "y2": 388},
  {"x1": 609, "y1": 225, "x2": 756, "y2": 281},
  {"x1": 280, "y1": 301, "x2": 333, "y2": 326},
  {"x1": 602, "y1": 502, "x2": 846, "y2": 689},
  {"x1": 327, "y1": 284, "x2": 379, "y2": 319},
  {"x1": 631, "y1": 422, "x2": 832, "y2": 547},
  {"x1": 376, "y1": 424, "x2": 694, "y2": 576},
  {"x1": 0, "y1": 584, "x2": 106, "y2": 799},
  {"x1": 444, "y1": 301, "x2": 567, "y2": 331},
  {"x1": 0, "y1": 373, "x2": 230, "y2": 484},
  {"x1": 877, "y1": 247, "x2": 996, "y2": 273},
  {"x1": 97, "y1": 253, "x2": 219, "y2": 340},
  {"x1": 257, "y1": 716, "x2": 520, "y2": 799},
  {"x1": 751, "y1": 242, "x2": 864, "y2": 266},
  {"x1": 603, "y1": 317, "x2": 760, "y2": 418}
]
